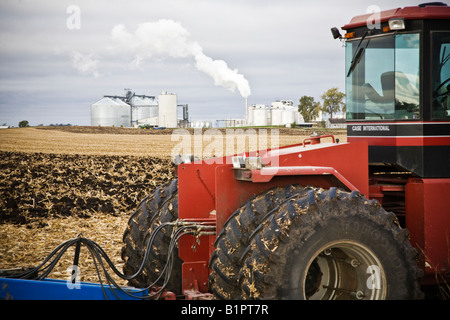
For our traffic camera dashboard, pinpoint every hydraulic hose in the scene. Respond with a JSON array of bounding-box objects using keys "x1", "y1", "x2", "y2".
[{"x1": 1, "y1": 220, "x2": 215, "y2": 300}]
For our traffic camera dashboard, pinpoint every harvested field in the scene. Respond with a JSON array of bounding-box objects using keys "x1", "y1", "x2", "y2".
[
  {"x1": 0, "y1": 126, "x2": 346, "y2": 156},
  {"x1": 0, "y1": 127, "x2": 182, "y2": 156},
  {"x1": 0, "y1": 126, "x2": 346, "y2": 287}
]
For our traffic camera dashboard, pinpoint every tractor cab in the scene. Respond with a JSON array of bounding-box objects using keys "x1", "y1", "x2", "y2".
[{"x1": 333, "y1": 3, "x2": 450, "y2": 178}]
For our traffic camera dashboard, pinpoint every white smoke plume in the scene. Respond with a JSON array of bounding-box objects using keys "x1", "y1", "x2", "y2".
[
  {"x1": 70, "y1": 51, "x2": 101, "y2": 78},
  {"x1": 110, "y1": 19, "x2": 251, "y2": 98}
]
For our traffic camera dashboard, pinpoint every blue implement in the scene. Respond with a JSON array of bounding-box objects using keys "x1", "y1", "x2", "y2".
[{"x1": 0, "y1": 277, "x2": 148, "y2": 300}]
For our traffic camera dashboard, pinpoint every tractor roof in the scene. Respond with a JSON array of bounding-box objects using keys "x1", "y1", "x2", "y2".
[{"x1": 342, "y1": 3, "x2": 450, "y2": 30}]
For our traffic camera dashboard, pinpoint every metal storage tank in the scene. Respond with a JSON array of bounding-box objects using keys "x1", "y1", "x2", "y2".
[
  {"x1": 130, "y1": 96, "x2": 149, "y2": 122},
  {"x1": 148, "y1": 99, "x2": 158, "y2": 118},
  {"x1": 91, "y1": 97, "x2": 131, "y2": 127},
  {"x1": 247, "y1": 105, "x2": 255, "y2": 126},
  {"x1": 130, "y1": 95, "x2": 158, "y2": 125},
  {"x1": 252, "y1": 104, "x2": 269, "y2": 126},
  {"x1": 271, "y1": 107, "x2": 283, "y2": 126},
  {"x1": 158, "y1": 91, "x2": 177, "y2": 128},
  {"x1": 282, "y1": 107, "x2": 297, "y2": 125},
  {"x1": 296, "y1": 111, "x2": 304, "y2": 123}
]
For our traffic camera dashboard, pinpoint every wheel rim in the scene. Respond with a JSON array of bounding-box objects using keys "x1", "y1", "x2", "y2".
[{"x1": 303, "y1": 240, "x2": 387, "y2": 300}]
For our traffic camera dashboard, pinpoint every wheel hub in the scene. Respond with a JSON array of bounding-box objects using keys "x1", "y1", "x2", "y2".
[{"x1": 304, "y1": 241, "x2": 386, "y2": 300}]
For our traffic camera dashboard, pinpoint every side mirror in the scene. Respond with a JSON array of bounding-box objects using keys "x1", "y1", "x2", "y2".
[{"x1": 331, "y1": 27, "x2": 342, "y2": 40}]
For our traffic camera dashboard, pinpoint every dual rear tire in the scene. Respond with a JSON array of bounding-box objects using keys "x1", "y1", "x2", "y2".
[{"x1": 211, "y1": 186, "x2": 423, "y2": 300}]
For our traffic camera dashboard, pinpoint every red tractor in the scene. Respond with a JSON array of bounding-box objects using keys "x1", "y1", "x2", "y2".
[{"x1": 121, "y1": 3, "x2": 450, "y2": 300}]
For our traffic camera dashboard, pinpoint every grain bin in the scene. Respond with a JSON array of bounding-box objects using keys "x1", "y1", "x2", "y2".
[
  {"x1": 158, "y1": 91, "x2": 178, "y2": 128},
  {"x1": 129, "y1": 95, "x2": 158, "y2": 126},
  {"x1": 91, "y1": 97, "x2": 131, "y2": 127}
]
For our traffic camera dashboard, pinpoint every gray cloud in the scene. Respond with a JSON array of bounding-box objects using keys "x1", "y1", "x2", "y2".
[{"x1": 0, "y1": 0, "x2": 417, "y2": 126}]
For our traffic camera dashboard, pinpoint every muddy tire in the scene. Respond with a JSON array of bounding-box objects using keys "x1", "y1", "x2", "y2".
[
  {"x1": 209, "y1": 185, "x2": 308, "y2": 299},
  {"x1": 239, "y1": 187, "x2": 424, "y2": 300},
  {"x1": 121, "y1": 179, "x2": 183, "y2": 293}
]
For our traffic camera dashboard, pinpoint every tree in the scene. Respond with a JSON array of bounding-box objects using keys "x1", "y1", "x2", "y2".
[
  {"x1": 18, "y1": 120, "x2": 29, "y2": 128},
  {"x1": 298, "y1": 96, "x2": 321, "y2": 122},
  {"x1": 320, "y1": 87, "x2": 346, "y2": 119}
]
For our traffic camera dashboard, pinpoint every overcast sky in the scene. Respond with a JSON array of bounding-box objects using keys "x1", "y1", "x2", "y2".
[{"x1": 0, "y1": 0, "x2": 422, "y2": 126}]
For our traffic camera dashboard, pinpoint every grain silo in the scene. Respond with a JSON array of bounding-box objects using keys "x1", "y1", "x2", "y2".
[
  {"x1": 91, "y1": 97, "x2": 130, "y2": 127},
  {"x1": 158, "y1": 91, "x2": 177, "y2": 128},
  {"x1": 129, "y1": 94, "x2": 158, "y2": 126}
]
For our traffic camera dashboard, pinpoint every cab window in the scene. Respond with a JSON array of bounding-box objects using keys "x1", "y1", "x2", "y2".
[
  {"x1": 432, "y1": 32, "x2": 450, "y2": 119},
  {"x1": 346, "y1": 33, "x2": 420, "y2": 120}
]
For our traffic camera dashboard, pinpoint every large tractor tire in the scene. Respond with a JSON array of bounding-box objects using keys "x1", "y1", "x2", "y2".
[
  {"x1": 239, "y1": 187, "x2": 424, "y2": 300},
  {"x1": 209, "y1": 184, "x2": 308, "y2": 299},
  {"x1": 121, "y1": 179, "x2": 183, "y2": 294}
]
